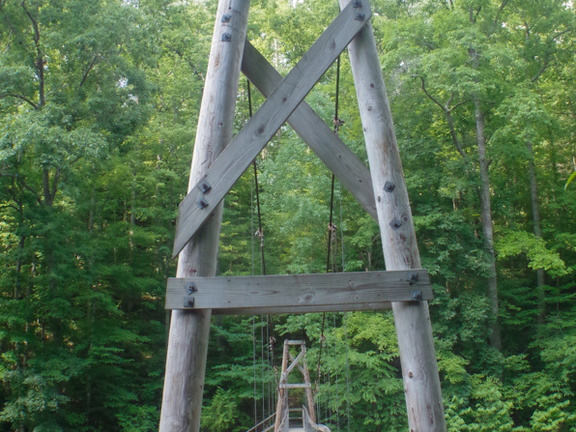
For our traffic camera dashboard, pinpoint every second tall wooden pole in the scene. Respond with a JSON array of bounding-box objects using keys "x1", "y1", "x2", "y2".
[
  {"x1": 338, "y1": 0, "x2": 447, "y2": 430},
  {"x1": 159, "y1": 2, "x2": 250, "y2": 431}
]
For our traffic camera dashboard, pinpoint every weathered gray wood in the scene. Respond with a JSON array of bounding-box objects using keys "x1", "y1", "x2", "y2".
[
  {"x1": 279, "y1": 383, "x2": 312, "y2": 389},
  {"x1": 276, "y1": 341, "x2": 316, "y2": 431},
  {"x1": 275, "y1": 342, "x2": 291, "y2": 432},
  {"x1": 159, "y1": 2, "x2": 250, "y2": 432},
  {"x1": 165, "y1": 270, "x2": 432, "y2": 312},
  {"x1": 281, "y1": 351, "x2": 305, "y2": 382},
  {"x1": 172, "y1": 0, "x2": 372, "y2": 257},
  {"x1": 214, "y1": 301, "x2": 392, "y2": 315},
  {"x1": 241, "y1": 41, "x2": 377, "y2": 221},
  {"x1": 339, "y1": 0, "x2": 447, "y2": 430}
]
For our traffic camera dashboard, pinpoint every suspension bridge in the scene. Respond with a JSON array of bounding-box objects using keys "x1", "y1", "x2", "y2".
[
  {"x1": 245, "y1": 340, "x2": 332, "y2": 432},
  {"x1": 159, "y1": 1, "x2": 447, "y2": 431}
]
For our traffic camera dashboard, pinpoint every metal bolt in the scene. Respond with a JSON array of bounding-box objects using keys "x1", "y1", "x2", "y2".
[
  {"x1": 389, "y1": 217, "x2": 402, "y2": 230},
  {"x1": 183, "y1": 297, "x2": 195, "y2": 308},
  {"x1": 407, "y1": 272, "x2": 419, "y2": 285},
  {"x1": 411, "y1": 290, "x2": 423, "y2": 301},
  {"x1": 384, "y1": 181, "x2": 395, "y2": 192},
  {"x1": 221, "y1": 14, "x2": 232, "y2": 23},
  {"x1": 222, "y1": 33, "x2": 232, "y2": 42},
  {"x1": 198, "y1": 179, "x2": 212, "y2": 194},
  {"x1": 354, "y1": 13, "x2": 365, "y2": 21},
  {"x1": 353, "y1": 0, "x2": 362, "y2": 7},
  {"x1": 197, "y1": 197, "x2": 209, "y2": 209},
  {"x1": 185, "y1": 282, "x2": 197, "y2": 295}
]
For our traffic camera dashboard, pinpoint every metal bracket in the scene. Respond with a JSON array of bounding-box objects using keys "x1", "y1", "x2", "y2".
[
  {"x1": 411, "y1": 290, "x2": 423, "y2": 301},
  {"x1": 389, "y1": 217, "x2": 402, "y2": 230},
  {"x1": 407, "y1": 272, "x2": 419, "y2": 285},
  {"x1": 198, "y1": 179, "x2": 212, "y2": 194},
  {"x1": 183, "y1": 297, "x2": 195, "y2": 308},
  {"x1": 185, "y1": 282, "x2": 197, "y2": 295},
  {"x1": 196, "y1": 197, "x2": 209, "y2": 209}
]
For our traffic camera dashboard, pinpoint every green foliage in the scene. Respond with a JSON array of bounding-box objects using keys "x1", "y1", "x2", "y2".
[
  {"x1": 496, "y1": 230, "x2": 569, "y2": 278},
  {"x1": 1, "y1": 0, "x2": 576, "y2": 431}
]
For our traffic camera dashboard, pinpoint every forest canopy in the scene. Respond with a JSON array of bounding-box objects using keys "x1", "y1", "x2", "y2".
[{"x1": 1, "y1": 0, "x2": 575, "y2": 431}]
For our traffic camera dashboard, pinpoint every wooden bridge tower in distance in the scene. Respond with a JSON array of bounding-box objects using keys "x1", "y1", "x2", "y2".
[{"x1": 159, "y1": 1, "x2": 447, "y2": 432}]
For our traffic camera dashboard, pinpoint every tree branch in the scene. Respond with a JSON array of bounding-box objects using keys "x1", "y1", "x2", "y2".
[
  {"x1": 20, "y1": 0, "x2": 45, "y2": 107},
  {"x1": 531, "y1": 58, "x2": 550, "y2": 82},
  {"x1": 79, "y1": 55, "x2": 99, "y2": 88},
  {"x1": 494, "y1": 0, "x2": 511, "y2": 27},
  {"x1": 0, "y1": 92, "x2": 39, "y2": 109},
  {"x1": 419, "y1": 76, "x2": 467, "y2": 158},
  {"x1": 419, "y1": 76, "x2": 445, "y2": 111},
  {"x1": 20, "y1": 1, "x2": 39, "y2": 45},
  {"x1": 0, "y1": 171, "x2": 41, "y2": 201}
]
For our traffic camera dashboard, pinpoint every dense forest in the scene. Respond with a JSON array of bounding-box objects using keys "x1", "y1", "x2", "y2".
[{"x1": 1, "y1": 0, "x2": 575, "y2": 431}]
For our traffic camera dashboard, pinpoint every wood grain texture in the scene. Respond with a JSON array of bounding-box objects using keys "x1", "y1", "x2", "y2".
[
  {"x1": 159, "y1": 2, "x2": 250, "y2": 432},
  {"x1": 165, "y1": 270, "x2": 432, "y2": 313},
  {"x1": 172, "y1": 0, "x2": 372, "y2": 257},
  {"x1": 339, "y1": 0, "x2": 447, "y2": 430},
  {"x1": 241, "y1": 41, "x2": 377, "y2": 221}
]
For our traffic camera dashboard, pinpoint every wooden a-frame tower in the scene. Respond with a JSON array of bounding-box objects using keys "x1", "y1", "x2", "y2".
[{"x1": 159, "y1": 1, "x2": 447, "y2": 431}]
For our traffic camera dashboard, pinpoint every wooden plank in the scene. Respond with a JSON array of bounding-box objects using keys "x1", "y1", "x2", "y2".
[
  {"x1": 213, "y1": 301, "x2": 393, "y2": 315},
  {"x1": 339, "y1": 0, "x2": 447, "y2": 430},
  {"x1": 279, "y1": 383, "x2": 312, "y2": 389},
  {"x1": 165, "y1": 270, "x2": 432, "y2": 312},
  {"x1": 241, "y1": 41, "x2": 377, "y2": 221},
  {"x1": 172, "y1": 0, "x2": 372, "y2": 257},
  {"x1": 285, "y1": 340, "x2": 306, "y2": 345}
]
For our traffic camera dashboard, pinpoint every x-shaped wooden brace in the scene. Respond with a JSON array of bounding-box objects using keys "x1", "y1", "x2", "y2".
[{"x1": 173, "y1": 0, "x2": 375, "y2": 257}]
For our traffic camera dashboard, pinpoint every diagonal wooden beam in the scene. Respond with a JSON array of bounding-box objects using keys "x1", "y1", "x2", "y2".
[
  {"x1": 280, "y1": 351, "x2": 305, "y2": 383},
  {"x1": 241, "y1": 41, "x2": 378, "y2": 221},
  {"x1": 172, "y1": 0, "x2": 372, "y2": 257}
]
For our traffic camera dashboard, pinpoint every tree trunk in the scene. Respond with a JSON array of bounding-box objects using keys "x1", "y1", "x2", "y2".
[
  {"x1": 474, "y1": 100, "x2": 501, "y2": 351},
  {"x1": 526, "y1": 141, "x2": 546, "y2": 324}
]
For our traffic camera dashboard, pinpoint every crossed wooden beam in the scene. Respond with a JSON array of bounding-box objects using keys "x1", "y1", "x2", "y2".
[{"x1": 167, "y1": 0, "x2": 432, "y2": 314}]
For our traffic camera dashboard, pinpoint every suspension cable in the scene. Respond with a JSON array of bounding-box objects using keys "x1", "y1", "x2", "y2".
[
  {"x1": 247, "y1": 80, "x2": 267, "y2": 276},
  {"x1": 316, "y1": 55, "x2": 345, "y2": 426}
]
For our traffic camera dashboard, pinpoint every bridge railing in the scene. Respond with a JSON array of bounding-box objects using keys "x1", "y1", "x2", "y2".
[
  {"x1": 301, "y1": 406, "x2": 331, "y2": 432},
  {"x1": 244, "y1": 413, "x2": 276, "y2": 432}
]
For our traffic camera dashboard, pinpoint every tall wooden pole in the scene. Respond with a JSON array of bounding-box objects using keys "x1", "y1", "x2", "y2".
[
  {"x1": 159, "y1": 2, "x2": 250, "y2": 431},
  {"x1": 338, "y1": 1, "x2": 447, "y2": 430}
]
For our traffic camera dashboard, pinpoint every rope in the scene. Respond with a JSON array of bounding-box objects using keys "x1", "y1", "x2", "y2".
[
  {"x1": 247, "y1": 80, "x2": 267, "y2": 276},
  {"x1": 326, "y1": 55, "x2": 344, "y2": 274},
  {"x1": 317, "y1": 55, "x2": 345, "y2": 427},
  {"x1": 326, "y1": 175, "x2": 336, "y2": 273},
  {"x1": 252, "y1": 315, "x2": 258, "y2": 425}
]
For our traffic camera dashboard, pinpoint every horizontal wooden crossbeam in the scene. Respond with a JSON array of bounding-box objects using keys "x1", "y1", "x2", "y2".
[
  {"x1": 279, "y1": 383, "x2": 311, "y2": 389},
  {"x1": 172, "y1": 0, "x2": 372, "y2": 257},
  {"x1": 165, "y1": 270, "x2": 433, "y2": 314}
]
